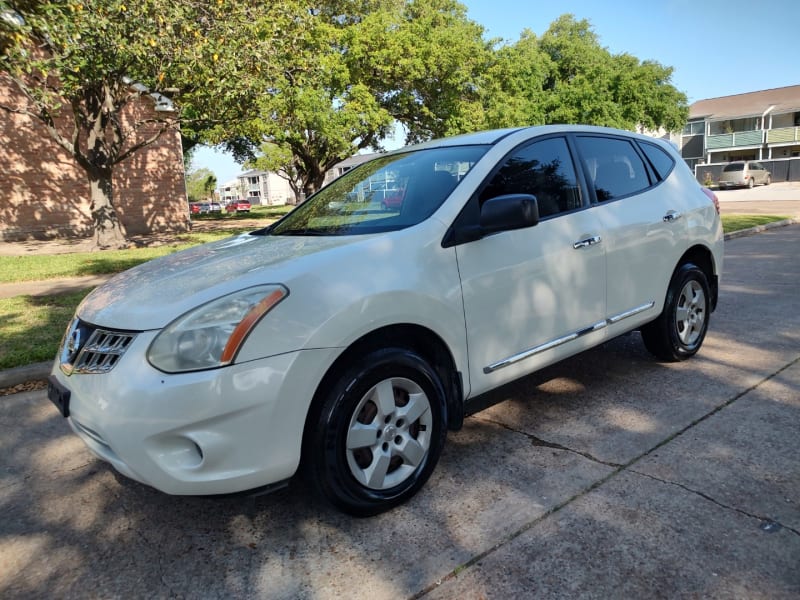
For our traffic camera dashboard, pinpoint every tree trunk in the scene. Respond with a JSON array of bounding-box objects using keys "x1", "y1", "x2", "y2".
[
  {"x1": 89, "y1": 170, "x2": 129, "y2": 249},
  {"x1": 304, "y1": 164, "x2": 327, "y2": 199}
]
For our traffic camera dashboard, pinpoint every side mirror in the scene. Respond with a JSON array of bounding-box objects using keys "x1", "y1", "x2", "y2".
[
  {"x1": 479, "y1": 194, "x2": 539, "y2": 234},
  {"x1": 442, "y1": 194, "x2": 539, "y2": 247}
]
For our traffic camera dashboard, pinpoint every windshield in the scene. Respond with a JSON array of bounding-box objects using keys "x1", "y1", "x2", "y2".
[{"x1": 269, "y1": 145, "x2": 488, "y2": 236}]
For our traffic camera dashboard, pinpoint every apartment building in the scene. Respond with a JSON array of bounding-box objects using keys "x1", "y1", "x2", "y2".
[{"x1": 679, "y1": 85, "x2": 800, "y2": 182}]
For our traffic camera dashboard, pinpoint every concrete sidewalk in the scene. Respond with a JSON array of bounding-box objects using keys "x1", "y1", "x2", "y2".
[{"x1": 0, "y1": 227, "x2": 798, "y2": 598}]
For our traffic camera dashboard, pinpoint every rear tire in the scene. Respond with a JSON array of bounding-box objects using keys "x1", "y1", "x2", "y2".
[
  {"x1": 747, "y1": 177, "x2": 754, "y2": 188},
  {"x1": 306, "y1": 348, "x2": 447, "y2": 516},
  {"x1": 641, "y1": 263, "x2": 711, "y2": 362},
  {"x1": 765, "y1": 175, "x2": 771, "y2": 186}
]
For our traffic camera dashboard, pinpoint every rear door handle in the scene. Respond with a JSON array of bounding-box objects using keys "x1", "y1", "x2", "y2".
[
  {"x1": 573, "y1": 235, "x2": 602, "y2": 249},
  {"x1": 663, "y1": 211, "x2": 682, "y2": 222}
]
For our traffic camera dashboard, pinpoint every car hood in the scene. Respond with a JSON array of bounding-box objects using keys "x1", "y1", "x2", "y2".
[{"x1": 78, "y1": 232, "x2": 364, "y2": 330}]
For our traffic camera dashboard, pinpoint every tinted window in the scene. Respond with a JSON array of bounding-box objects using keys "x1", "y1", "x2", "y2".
[
  {"x1": 479, "y1": 137, "x2": 582, "y2": 218},
  {"x1": 576, "y1": 136, "x2": 650, "y2": 202},
  {"x1": 723, "y1": 163, "x2": 744, "y2": 172},
  {"x1": 639, "y1": 142, "x2": 675, "y2": 181}
]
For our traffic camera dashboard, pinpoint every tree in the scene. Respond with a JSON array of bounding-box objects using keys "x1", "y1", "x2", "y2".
[
  {"x1": 0, "y1": 1, "x2": 273, "y2": 248},
  {"x1": 227, "y1": 0, "x2": 491, "y2": 198},
  {"x1": 478, "y1": 29, "x2": 552, "y2": 129},
  {"x1": 246, "y1": 142, "x2": 304, "y2": 203},
  {"x1": 185, "y1": 167, "x2": 217, "y2": 203},
  {"x1": 537, "y1": 15, "x2": 688, "y2": 130}
]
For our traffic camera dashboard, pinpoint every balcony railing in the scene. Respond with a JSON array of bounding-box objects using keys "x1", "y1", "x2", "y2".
[
  {"x1": 766, "y1": 126, "x2": 800, "y2": 144},
  {"x1": 706, "y1": 130, "x2": 764, "y2": 149}
]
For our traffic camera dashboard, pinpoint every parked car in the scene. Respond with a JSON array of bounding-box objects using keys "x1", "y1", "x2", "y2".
[
  {"x1": 208, "y1": 202, "x2": 222, "y2": 213},
  {"x1": 189, "y1": 203, "x2": 202, "y2": 214},
  {"x1": 226, "y1": 199, "x2": 252, "y2": 213},
  {"x1": 718, "y1": 161, "x2": 771, "y2": 188},
  {"x1": 48, "y1": 125, "x2": 723, "y2": 516},
  {"x1": 381, "y1": 189, "x2": 405, "y2": 210}
]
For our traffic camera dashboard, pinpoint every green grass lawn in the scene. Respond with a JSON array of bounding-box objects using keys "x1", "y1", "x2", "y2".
[
  {"x1": 0, "y1": 290, "x2": 91, "y2": 370},
  {"x1": 0, "y1": 211, "x2": 791, "y2": 372},
  {"x1": 0, "y1": 229, "x2": 251, "y2": 284},
  {"x1": 721, "y1": 214, "x2": 790, "y2": 234}
]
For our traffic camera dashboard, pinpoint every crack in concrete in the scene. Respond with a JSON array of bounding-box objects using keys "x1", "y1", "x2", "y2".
[
  {"x1": 473, "y1": 415, "x2": 624, "y2": 468},
  {"x1": 412, "y1": 353, "x2": 800, "y2": 599},
  {"x1": 629, "y1": 469, "x2": 800, "y2": 538}
]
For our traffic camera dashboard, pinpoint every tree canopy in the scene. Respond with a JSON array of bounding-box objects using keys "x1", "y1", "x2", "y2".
[
  {"x1": 221, "y1": 0, "x2": 493, "y2": 198},
  {"x1": 239, "y1": 9, "x2": 687, "y2": 199},
  {"x1": 185, "y1": 167, "x2": 217, "y2": 203},
  {"x1": 0, "y1": 0, "x2": 274, "y2": 247},
  {"x1": 2, "y1": 2, "x2": 689, "y2": 242}
]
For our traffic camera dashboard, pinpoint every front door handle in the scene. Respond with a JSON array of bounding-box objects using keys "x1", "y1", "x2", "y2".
[
  {"x1": 573, "y1": 235, "x2": 602, "y2": 249},
  {"x1": 663, "y1": 211, "x2": 682, "y2": 222}
]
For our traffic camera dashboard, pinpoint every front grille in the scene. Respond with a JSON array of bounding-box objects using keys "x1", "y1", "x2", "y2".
[{"x1": 60, "y1": 319, "x2": 137, "y2": 375}]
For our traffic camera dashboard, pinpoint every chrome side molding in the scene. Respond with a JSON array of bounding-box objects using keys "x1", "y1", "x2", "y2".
[{"x1": 483, "y1": 301, "x2": 655, "y2": 374}]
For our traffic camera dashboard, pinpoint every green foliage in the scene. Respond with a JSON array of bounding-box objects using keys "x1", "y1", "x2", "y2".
[
  {"x1": 536, "y1": 15, "x2": 688, "y2": 131},
  {"x1": 0, "y1": 0, "x2": 276, "y2": 245},
  {"x1": 2, "y1": 2, "x2": 689, "y2": 236},
  {"x1": 230, "y1": 0, "x2": 492, "y2": 196},
  {"x1": 185, "y1": 167, "x2": 217, "y2": 202}
]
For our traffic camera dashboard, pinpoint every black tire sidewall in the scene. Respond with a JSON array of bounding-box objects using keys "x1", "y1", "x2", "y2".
[
  {"x1": 664, "y1": 264, "x2": 710, "y2": 358},
  {"x1": 310, "y1": 348, "x2": 447, "y2": 516}
]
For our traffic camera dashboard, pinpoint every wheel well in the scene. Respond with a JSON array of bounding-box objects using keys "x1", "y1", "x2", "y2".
[
  {"x1": 677, "y1": 245, "x2": 718, "y2": 311},
  {"x1": 304, "y1": 325, "x2": 464, "y2": 442}
]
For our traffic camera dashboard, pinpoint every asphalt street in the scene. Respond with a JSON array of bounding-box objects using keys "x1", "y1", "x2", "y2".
[{"x1": 1, "y1": 225, "x2": 798, "y2": 599}]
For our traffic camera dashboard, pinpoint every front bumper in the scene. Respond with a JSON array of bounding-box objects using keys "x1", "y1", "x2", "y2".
[{"x1": 49, "y1": 330, "x2": 340, "y2": 495}]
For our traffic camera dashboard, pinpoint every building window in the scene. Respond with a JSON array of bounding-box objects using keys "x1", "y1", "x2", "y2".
[{"x1": 682, "y1": 121, "x2": 704, "y2": 135}]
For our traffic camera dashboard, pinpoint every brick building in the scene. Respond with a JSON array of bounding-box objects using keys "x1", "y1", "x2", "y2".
[{"x1": 0, "y1": 76, "x2": 190, "y2": 241}]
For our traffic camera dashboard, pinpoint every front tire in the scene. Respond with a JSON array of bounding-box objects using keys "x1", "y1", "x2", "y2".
[
  {"x1": 641, "y1": 263, "x2": 711, "y2": 362},
  {"x1": 747, "y1": 177, "x2": 754, "y2": 188},
  {"x1": 306, "y1": 348, "x2": 447, "y2": 516}
]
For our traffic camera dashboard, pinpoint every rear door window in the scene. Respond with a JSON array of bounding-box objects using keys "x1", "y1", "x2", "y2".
[{"x1": 575, "y1": 136, "x2": 651, "y2": 202}]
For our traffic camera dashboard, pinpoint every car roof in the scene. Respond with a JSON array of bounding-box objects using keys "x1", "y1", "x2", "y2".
[{"x1": 399, "y1": 124, "x2": 674, "y2": 153}]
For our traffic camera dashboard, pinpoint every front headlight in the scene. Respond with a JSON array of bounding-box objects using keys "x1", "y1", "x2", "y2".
[{"x1": 147, "y1": 285, "x2": 288, "y2": 373}]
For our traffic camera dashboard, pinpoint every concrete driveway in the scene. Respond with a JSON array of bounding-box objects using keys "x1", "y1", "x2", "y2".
[{"x1": 1, "y1": 226, "x2": 798, "y2": 599}]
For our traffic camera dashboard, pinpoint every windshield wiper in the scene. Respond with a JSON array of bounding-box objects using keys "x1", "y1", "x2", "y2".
[{"x1": 273, "y1": 227, "x2": 334, "y2": 236}]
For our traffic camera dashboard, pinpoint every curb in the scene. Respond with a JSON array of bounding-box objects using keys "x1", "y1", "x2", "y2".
[
  {"x1": 0, "y1": 361, "x2": 52, "y2": 389},
  {"x1": 1, "y1": 220, "x2": 797, "y2": 392},
  {"x1": 723, "y1": 217, "x2": 798, "y2": 240}
]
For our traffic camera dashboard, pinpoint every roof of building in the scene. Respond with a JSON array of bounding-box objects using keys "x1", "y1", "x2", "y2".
[
  {"x1": 238, "y1": 169, "x2": 264, "y2": 177},
  {"x1": 332, "y1": 153, "x2": 380, "y2": 169},
  {"x1": 689, "y1": 85, "x2": 800, "y2": 120}
]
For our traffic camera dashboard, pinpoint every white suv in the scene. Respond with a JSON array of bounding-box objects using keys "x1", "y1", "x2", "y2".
[{"x1": 49, "y1": 126, "x2": 724, "y2": 515}]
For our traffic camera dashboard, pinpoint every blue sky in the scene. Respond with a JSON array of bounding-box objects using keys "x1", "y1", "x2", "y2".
[{"x1": 194, "y1": 0, "x2": 800, "y2": 184}]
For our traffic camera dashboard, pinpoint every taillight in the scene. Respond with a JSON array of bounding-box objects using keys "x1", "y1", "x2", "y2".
[{"x1": 701, "y1": 186, "x2": 720, "y2": 214}]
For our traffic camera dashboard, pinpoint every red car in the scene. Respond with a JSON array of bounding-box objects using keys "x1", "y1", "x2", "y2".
[
  {"x1": 226, "y1": 199, "x2": 252, "y2": 213},
  {"x1": 380, "y1": 189, "x2": 405, "y2": 210}
]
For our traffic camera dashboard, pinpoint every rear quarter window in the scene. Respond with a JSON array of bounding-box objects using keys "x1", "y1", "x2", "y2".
[{"x1": 638, "y1": 142, "x2": 676, "y2": 181}]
